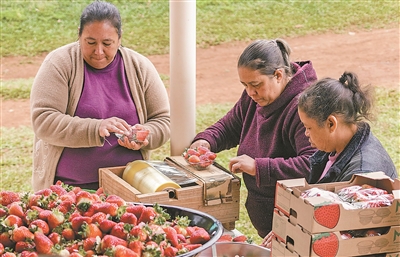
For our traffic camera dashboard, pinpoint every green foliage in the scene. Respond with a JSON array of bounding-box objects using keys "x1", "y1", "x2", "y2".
[
  {"x1": 1, "y1": 79, "x2": 33, "y2": 99},
  {"x1": 1, "y1": 0, "x2": 398, "y2": 57}
]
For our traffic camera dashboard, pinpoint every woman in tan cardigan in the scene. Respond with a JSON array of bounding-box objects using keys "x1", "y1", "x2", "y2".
[{"x1": 30, "y1": 1, "x2": 170, "y2": 191}]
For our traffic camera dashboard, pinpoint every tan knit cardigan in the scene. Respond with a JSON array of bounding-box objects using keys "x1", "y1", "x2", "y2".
[{"x1": 30, "y1": 42, "x2": 170, "y2": 191}]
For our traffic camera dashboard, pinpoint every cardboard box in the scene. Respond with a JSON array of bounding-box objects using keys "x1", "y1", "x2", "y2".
[
  {"x1": 274, "y1": 172, "x2": 400, "y2": 233},
  {"x1": 272, "y1": 209, "x2": 400, "y2": 257},
  {"x1": 99, "y1": 161, "x2": 241, "y2": 230}
]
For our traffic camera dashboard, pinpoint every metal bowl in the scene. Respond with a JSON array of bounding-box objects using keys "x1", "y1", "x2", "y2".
[
  {"x1": 195, "y1": 242, "x2": 271, "y2": 257},
  {"x1": 143, "y1": 203, "x2": 224, "y2": 257}
]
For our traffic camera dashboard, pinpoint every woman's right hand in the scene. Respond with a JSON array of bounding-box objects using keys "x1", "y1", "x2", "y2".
[
  {"x1": 99, "y1": 117, "x2": 131, "y2": 138},
  {"x1": 260, "y1": 231, "x2": 275, "y2": 249},
  {"x1": 190, "y1": 139, "x2": 210, "y2": 150}
]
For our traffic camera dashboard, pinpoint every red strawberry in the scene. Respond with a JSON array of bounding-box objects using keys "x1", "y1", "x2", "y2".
[
  {"x1": 134, "y1": 130, "x2": 150, "y2": 142},
  {"x1": 314, "y1": 204, "x2": 340, "y2": 229},
  {"x1": 189, "y1": 227, "x2": 210, "y2": 244},
  {"x1": 233, "y1": 234, "x2": 247, "y2": 242},
  {"x1": 11, "y1": 226, "x2": 34, "y2": 242},
  {"x1": 61, "y1": 227, "x2": 76, "y2": 241},
  {"x1": 120, "y1": 212, "x2": 137, "y2": 226},
  {"x1": 188, "y1": 155, "x2": 200, "y2": 163},
  {"x1": 0, "y1": 191, "x2": 20, "y2": 206},
  {"x1": 2, "y1": 252, "x2": 17, "y2": 257},
  {"x1": 197, "y1": 146, "x2": 209, "y2": 155},
  {"x1": 110, "y1": 222, "x2": 131, "y2": 240},
  {"x1": 128, "y1": 240, "x2": 143, "y2": 256},
  {"x1": 33, "y1": 231, "x2": 54, "y2": 254},
  {"x1": 129, "y1": 225, "x2": 148, "y2": 241},
  {"x1": 138, "y1": 207, "x2": 157, "y2": 224},
  {"x1": 93, "y1": 202, "x2": 119, "y2": 217},
  {"x1": 114, "y1": 244, "x2": 140, "y2": 257},
  {"x1": 100, "y1": 234, "x2": 128, "y2": 252},
  {"x1": 312, "y1": 232, "x2": 339, "y2": 257},
  {"x1": 164, "y1": 245, "x2": 178, "y2": 257},
  {"x1": 164, "y1": 226, "x2": 179, "y2": 247},
  {"x1": 48, "y1": 232, "x2": 61, "y2": 245},
  {"x1": 71, "y1": 215, "x2": 93, "y2": 232},
  {"x1": 177, "y1": 243, "x2": 202, "y2": 251},
  {"x1": 20, "y1": 251, "x2": 39, "y2": 257},
  {"x1": 8, "y1": 202, "x2": 25, "y2": 219},
  {"x1": 105, "y1": 194, "x2": 126, "y2": 207},
  {"x1": 82, "y1": 237, "x2": 98, "y2": 251},
  {"x1": 29, "y1": 219, "x2": 50, "y2": 235},
  {"x1": 75, "y1": 190, "x2": 95, "y2": 212},
  {"x1": 0, "y1": 231, "x2": 14, "y2": 247},
  {"x1": 50, "y1": 184, "x2": 68, "y2": 196},
  {"x1": 91, "y1": 212, "x2": 107, "y2": 225},
  {"x1": 4, "y1": 214, "x2": 23, "y2": 227},
  {"x1": 14, "y1": 241, "x2": 35, "y2": 253},
  {"x1": 217, "y1": 234, "x2": 233, "y2": 242},
  {"x1": 126, "y1": 204, "x2": 146, "y2": 219},
  {"x1": 99, "y1": 219, "x2": 117, "y2": 234},
  {"x1": 205, "y1": 151, "x2": 217, "y2": 160},
  {"x1": 47, "y1": 208, "x2": 65, "y2": 230},
  {"x1": 0, "y1": 242, "x2": 4, "y2": 254},
  {"x1": 186, "y1": 148, "x2": 200, "y2": 156},
  {"x1": 80, "y1": 223, "x2": 103, "y2": 239}
]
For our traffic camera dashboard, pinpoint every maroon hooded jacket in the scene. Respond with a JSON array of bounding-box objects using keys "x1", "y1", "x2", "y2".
[{"x1": 193, "y1": 61, "x2": 318, "y2": 237}]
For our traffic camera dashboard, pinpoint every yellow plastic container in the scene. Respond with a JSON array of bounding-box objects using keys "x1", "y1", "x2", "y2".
[{"x1": 122, "y1": 160, "x2": 181, "y2": 194}]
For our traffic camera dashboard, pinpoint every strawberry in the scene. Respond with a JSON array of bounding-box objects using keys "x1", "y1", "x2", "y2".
[
  {"x1": 110, "y1": 222, "x2": 131, "y2": 240},
  {"x1": 189, "y1": 227, "x2": 210, "y2": 244},
  {"x1": 1, "y1": 252, "x2": 17, "y2": 257},
  {"x1": 20, "y1": 251, "x2": 39, "y2": 257},
  {"x1": 93, "y1": 202, "x2": 119, "y2": 217},
  {"x1": 99, "y1": 219, "x2": 117, "y2": 234},
  {"x1": 197, "y1": 146, "x2": 209, "y2": 155},
  {"x1": 177, "y1": 243, "x2": 202, "y2": 251},
  {"x1": 71, "y1": 215, "x2": 93, "y2": 232},
  {"x1": 14, "y1": 241, "x2": 35, "y2": 253},
  {"x1": 29, "y1": 219, "x2": 50, "y2": 235},
  {"x1": 0, "y1": 231, "x2": 14, "y2": 247},
  {"x1": 129, "y1": 225, "x2": 149, "y2": 241},
  {"x1": 186, "y1": 148, "x2": 200, "y2": 156},
  {"x1": 48, "y1": 232, "x2": 61, "y2": 245},
  {"x1": 0, "y1": 191, "x2": 20, "y2": 206},
  {"x1": 120, "y1": 212, "x2": 138, "y2": 226},
  {"x1": 75, "y1": 190, "x2": 95, "y2": 212},
  {"x1": 37, "y1": 209, "x2": 52, "y2": 221},
  {"x1": 113, "y1": 244, "x2": 140, "y2": 257},
  {"x1": 50, "y1": 184, "x2": 68, "y2": 196},
  {"x1": 105, "y1": 195, "x2": 126, "y2": 207},
  {"x1": 138, "y1": 207, "x2": 157, "y2": 224},
  {"x1": 47, "y1": 208, "x2": 65, "y2": 230},
  {"x1": 11, "y1": 226, "x2": 34, "y2": 242},
  {"x1": 205, "y1": 151, "x2": 217, "y2": 160},
  {"x1": 312, "y1": 232, "x2": 339, "y2": 257},
  {"x1": 128, "y1": 240, "x2": 143, "y2": 256},
  {"x1": 61, "y1": 227, "x2": 76, "y2": 241},
  {"x1": 163, "y1": 226, "x2": 179, "y2": 247},
  {"x1": 0, "y1": 206, "x2": 8, "y2": 218},
  {"x1": 134, "y1": 130, "x2": 150, "y2": 142},
  {"x1": 314, "y1": 204, "x2": 340, "y2": 229},
  {"x1": 33, "y1": 231, "x2": 54, "y2": 254},
  {"x1": 8, "y1": 202, "x2": 25, "y2": 219},
  {"x1": 232, "y1": 234, "x2": 247, "y2": 242},
  {"x1": 27, "y1": 194, "x2": 42, "y2": 208},
  {"x1": 4, "y1": 214, "x2": 23, "y2": 227},
  {"x1": 82, "y1": 237, "x2": 98, "y2": 251},
  {"x1": 0, "y1": 242, "x2": 4, "y2": 254},
  {"x1": 100, "y1": 234, "x2": 128, "y2": 252},
  {"x1": 188, "y1": 155, "x2": 200, "y2": 163},
  {"x1": 126, "y1": 204, "x2": 146, "y2": 219},
  {"x1": 80, "y1": 223, "x2": 103, "y2": 239},
  {"x1": 164, "y1": 245, "x2": 178, "y2": 257},
  {"x1": 217, "y1": 234, "x2": 233, "y2": 242},
  {"x1": 91, "y1": 212, "x2": 107, "y2": 225}
]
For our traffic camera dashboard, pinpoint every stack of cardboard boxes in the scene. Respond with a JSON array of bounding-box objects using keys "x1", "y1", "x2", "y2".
[{"x1": 270, "y1": 172, "x2": 400, "y2": 257}]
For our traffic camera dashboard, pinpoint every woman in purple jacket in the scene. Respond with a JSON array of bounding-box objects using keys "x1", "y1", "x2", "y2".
[{"x1": 190, "y1": 39, "x2": 317, "y2": 238}]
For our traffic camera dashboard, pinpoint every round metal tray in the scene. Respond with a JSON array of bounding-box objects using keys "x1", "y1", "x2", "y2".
[{"x1": 195, "y1": 241, "x2": 271, "y2": 257}]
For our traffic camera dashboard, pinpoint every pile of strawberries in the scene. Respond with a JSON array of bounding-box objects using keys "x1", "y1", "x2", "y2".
[
  {"x1": 0, "y1": 181, "x2": 212, "y2": 257},
  {"x1": 182, "y1": 146, "x2": 217, "y2": 170}
]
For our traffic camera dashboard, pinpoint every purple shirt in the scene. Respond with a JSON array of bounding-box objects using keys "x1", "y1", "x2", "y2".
[{"x1": 56, "y1": 51, "x2": 143, "y2": 185}]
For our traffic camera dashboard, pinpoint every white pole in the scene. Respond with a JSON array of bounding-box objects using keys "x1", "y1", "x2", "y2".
[{"x1": 169, "y1": 0, "x2": 196, "y2": 156}]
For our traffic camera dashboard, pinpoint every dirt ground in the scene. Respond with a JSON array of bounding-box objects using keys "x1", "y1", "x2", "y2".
[{"x1": 1, "y1": 27, "x2": 399, "y2": 128}]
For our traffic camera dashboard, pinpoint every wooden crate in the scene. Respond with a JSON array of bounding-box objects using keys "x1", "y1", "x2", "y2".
[{"x1": 99, "y1": 165, "x2": 241, "y2": 230}]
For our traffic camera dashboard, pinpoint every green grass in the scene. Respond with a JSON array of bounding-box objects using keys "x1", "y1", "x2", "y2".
[
  {"x1": 1, "y1": 1, "x2": 398, "y2": 57},
  {"x1": 1, "y1": 0, "x2": 399, "y2": 244}
]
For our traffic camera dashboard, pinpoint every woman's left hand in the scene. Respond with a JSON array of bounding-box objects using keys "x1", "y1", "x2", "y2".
[
  {"x1": 229, "y1": 154, "x2": 256, "y2": 176},
  {"x1": 118, "y1": 136, "x2": 149, "y2": 150},
  {"x1": 260, "y1": 231, "x2": 274, "y2": 249}
]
